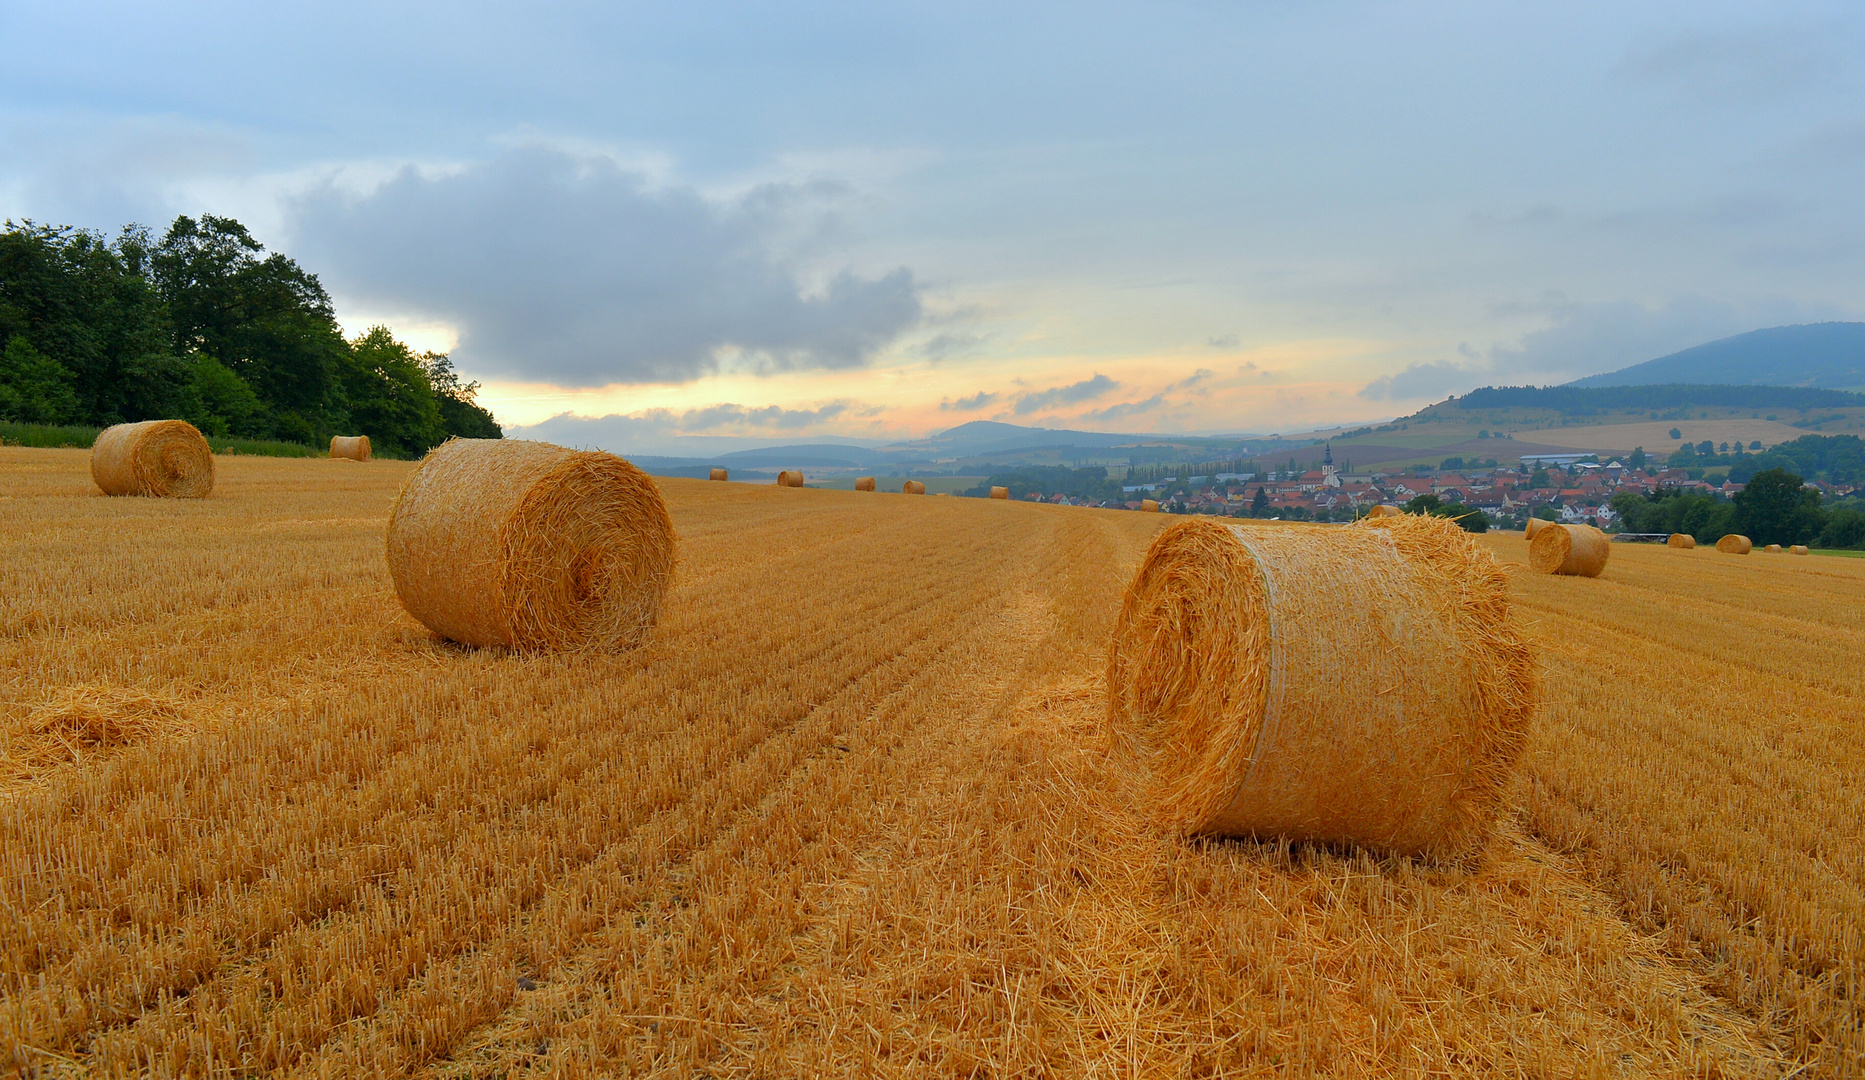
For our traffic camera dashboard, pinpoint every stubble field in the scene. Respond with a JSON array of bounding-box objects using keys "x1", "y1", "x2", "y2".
[{"x1": 2, "y1": 448, "x2": 1861, "y2": 1077}]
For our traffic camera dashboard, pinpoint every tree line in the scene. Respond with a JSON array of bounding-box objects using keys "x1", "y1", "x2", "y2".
[
  {"x1": 0, "y1": 215, "x2": 498, "y2": 455},
  {"x1": 1455, "y1": 384, "x2": 1865, "y2": 415},
  {"x1": 1610, "y1": 467, "x2": 1862, "y2": 549}
]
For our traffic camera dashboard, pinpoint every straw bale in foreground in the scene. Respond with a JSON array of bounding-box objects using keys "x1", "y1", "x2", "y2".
[
  {"x1": 709, "y1": 468, "x2": 728, "y2": 481},
  {"x1": 1717, "y1": 534, "x2": 1753, "y2": 554},
  {"x1": 1140, "y1": 498, "x2": 1160, "y2": 512},
  {"x1": 1524, "y1": 516, "x2": 1554, "y2": 540},
  {"x1": 855, "y1": 476, "x2": 876, "y2": 491},
  {"x1": 1365, "y1": 504, "x2": 1403, "y2": 519},
  {"x1": 1529, "y1": 523, "x2": 1610, "y2": 577},
  {"x1": 330, "y1": 435, "x2": 371, "y2": 461},
  {"x1": 990, "y1": 486, "x2": 1009, "y2": 499},
  {"x1": 1790, "y1": 545, "x2": 1809, "y2": 555},
  {"x1": 90, "y1": 420, "x2": 214, "y2": 498},
  {"x1": 1106, "y1": 515, "x2": 1535, "y2": 859},
  {"x1": 1667, "y1": 533, "x2": 1696, "y2": 549},
  {"x1": 903, "y1": 480, "x2": 926, "y2": 495},
  {"x1": 777, "y1": 470, "x2": 805, "y2": 487},
  {"x1": 386, "y1": 438, "x2": 676, "y2": 651}
]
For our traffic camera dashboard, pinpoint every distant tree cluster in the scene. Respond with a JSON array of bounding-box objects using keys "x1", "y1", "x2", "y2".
[
  {"x1": 1610, "y1": 467, "x2": 1857, "y2": 548},
  {"x1": 1456, "y1": 384, "x2": 1865, "y2": 414},
  {"x1": 0, "y1": 216, "x2": 498, "y2": 454}
]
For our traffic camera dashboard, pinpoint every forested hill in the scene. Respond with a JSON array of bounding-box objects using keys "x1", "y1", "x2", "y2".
[
  {"x1": 0, "y1": 216, "x2": 499, "y2": 454},
  {"x1": 1567, "y1": 322, "x2": 1865, "y2": 390},
  {"x1": 1453, "y1": 384, "x2": 1865, "y2": 414}
]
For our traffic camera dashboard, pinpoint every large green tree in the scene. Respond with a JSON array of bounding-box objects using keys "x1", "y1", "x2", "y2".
[{"x1": 1731, "y1": 468, "x2": 1825, "y2": 547}]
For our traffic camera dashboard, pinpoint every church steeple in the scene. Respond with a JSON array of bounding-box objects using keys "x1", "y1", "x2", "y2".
[{"x1": 1324, "y1": 442, "x2": 1333, "y2": 467}]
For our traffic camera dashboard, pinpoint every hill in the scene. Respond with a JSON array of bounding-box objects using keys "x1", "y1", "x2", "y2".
[{"x1": 1568, "y1": 322, "x2": 1865, "y2": 390}]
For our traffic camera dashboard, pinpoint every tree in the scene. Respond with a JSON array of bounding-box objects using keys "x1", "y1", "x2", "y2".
[
  {"x1": 1251, "y1": 486, "x2": 1269, "y2": 515},
  {"x1": 339, "y1": 327, "x2": 445, "y2": 454},
  {"x1": 1628, "y1": 446, "x2": 1647, "y2": 470},
  {"x1": 1821, "y1": 509, "x2": 1865, "y2": 550},
  {"x1": 0, "y1": 335, "x2": 80, "y2": 423},
  {"x1": 1404, "y1": 493, "x2": 1443, "y2": 515},
  {"x1": 1731, "y1": 468, "x2": 1825, "y2": 547},
  {"x1": 1669, "y1": 427, "x2": 1682, "y2": 440},
  {"x1": 1529, "y1": 469, "x2": 1551, "y2": 489},
  {"x1": 422, "y1": 351, "x2": 502, "y2": 439}
]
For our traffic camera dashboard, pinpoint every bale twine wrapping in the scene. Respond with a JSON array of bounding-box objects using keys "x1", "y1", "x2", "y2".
[
  {"x1": 1528, "y1": 523, "x2": 1610, "y2": 577},
  {"x1": 1717, "y1": 534, "x2": 1753, "y2": 554},
  {"x1": 1524, "y1": 517, "x2": 1554, "y2": 540},
  {"x1": 903, "y1": 480, "x2": 926, "y2": 495},
  {"x1": 1140, "y1": 499, "x2": 1160, "y2": 512},
  {"x1": 386, "y1": 438, "x2": 676, "y2": 651},
  {"x1": 1667, "y1": 533, "x2": 1696, "y2": 549},
  {"x1": 776, "y1": 470, "x2": 805, "y2": 487},
  {"x1": 990, "y1": 486, "x2": 1009, "y2": 500},
  {"x1": 90, "y1": 420, "x2": 215, "y2": 498},
  {"x1": 330, "y1": 435, "x2": 372, "y2": 462},
  {"x1": 709, "y1": 468, "x2": 728, "y2": 481},
  {"x1": 1366, "y1": 504, "x2": 1403, "y2": 519},
  {"x1": 855, "y1": 476, "x2": 876, "y2": 491},
  {"x1": 1106, "y1": 515, "x2": 1535, "y2": 859},
  {"x1": 1790, "y1": 545, "x2": 1809, "y2": 555}
]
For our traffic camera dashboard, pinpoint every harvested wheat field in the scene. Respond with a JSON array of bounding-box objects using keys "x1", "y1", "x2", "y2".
[{"x1": 3, "y1": 448, "x2": 1862, "y2": 1077}]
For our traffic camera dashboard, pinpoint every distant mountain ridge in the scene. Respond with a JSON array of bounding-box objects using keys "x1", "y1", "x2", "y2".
[{"x1": 1567, "y1": 322, "x2": 1865, "y2": 390}]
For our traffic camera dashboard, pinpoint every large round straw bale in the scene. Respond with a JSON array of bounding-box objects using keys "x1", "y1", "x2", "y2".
[
  {"x1": 1140, "y1": 498, "x2": 1160, "y2": 512},
  {"x1": 1790, "y1": 544, "x2": 1809, "y2": 555},
  {"x1": 1528, "y1": 522, "x2": 1610, "y2": 577},
  {"x1": 855, "y1": 476, "x2": 876, "y2": 491},
  {"x1": 386, "y1": 438, "x2": 676, "y2": 652},
  {"x1": 1524, "y1": 516, "x2": 1554, "y2": 540},
  {"x1": 90, "y1": 420, "x2": 215, "y2": 498},
  {"x1": 1106, "y1": 515, "x2": 1534, "y2": 859},
  {"x1": 1717, "y1": 534, "x2": 1752, "y2": 554},
  {"x1": 903, "y1": 480, "x2": 926, "y2": 495},
  {"x1": 1763, "y1": 543, "x2": 1783, "y2": 553},
  {"x1": 990, "y1": 486, "x2": 1009, "y2": 500},
  {"x1": 1667, "y1": 533, "x2": 1696, "y2": 549},
  {"x1": 776, "y1": 470, "x2": 805, "y2": 487},
  {"x1": 1365, "y1": 504, "x2": 1403, "y2": 519},
  {"x1": 330, "y1": 435, "x2": 372, "y2": 461},
  {"x1": 709, "y1": 467, "x2": 728, "y2": 481}
]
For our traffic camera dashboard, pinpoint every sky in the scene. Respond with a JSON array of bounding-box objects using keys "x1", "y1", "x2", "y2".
[{"x1": 4, "y1": 1, "x2": 1862, "y2": 448}]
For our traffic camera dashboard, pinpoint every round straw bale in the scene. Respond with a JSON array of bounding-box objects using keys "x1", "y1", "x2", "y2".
[
  {"x1": 775, "y1": 470, "x2": 805, "y2": 487},
  {"x1": 855, "y1": 476, "x2": 876, "y2": 491},
  {"x1": 1763, "y1": 543, "x2": 1783, "y2": 553},
  {"x1": 990, "y1": 486, "x2": 1009, "y2": 499},
  {"x1": 1524, "y1": 516, "x2": 1554, "y2": 540},
  {"x1": 386, "y1": 438, "x2": 676, "y2": 652},
  {"x1": 903, "y1": 480, "x2": 926, "y2": 495},
  {"x1": 1365, "y1": 504, "x2": 1403, "y2": 519},
  {"x1": 1667, "y1": 533, "x2": 1696, "y2": 549},
  {"x1": 1790, "y1": 544, "x2": 1809, "y2": 555},
  {"x1": 709, "y1": 467, "x2": 728, "y2": 481},
  {"x1": 1140, "y1": 498, "x2": 1160, "y2": 512},
  {"x1": 1716, "y1": 534, "x2": 1752, "y2": 554},
  {"x1": 1106, "y1": 515, "x2": 1534, "y2": 859},
  {"x1": 330, "y1": 435, "x2": 372, "y2": 461},
  {"x1": 1528, "y1": 522, "x2": 1610, "y2": 577},
  {"x1": 90, "y1": 420, "x2": 215, "y2": 498}
]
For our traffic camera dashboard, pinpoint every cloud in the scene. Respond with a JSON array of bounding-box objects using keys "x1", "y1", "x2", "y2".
[
  {"x1": 1357, "y1": 360, "x2": 1476, "y2": 401},
  {"x1": 1079, "y1": 394, "x2": 1166, "y2": 423},
  {"x1": 942, "y1": 390, "x2": 998, "y2": 411},
  {"x1": 292, "y1": 145, "x2": 921, "y2": 387},
  {"x1": 1615, "y1": 26, "x2": 1840, "y2": 103},
  {"x1": 1011, "y1": 373, "x2": 1118, "y2": 415},
  {"x1": 1205, "y1": 334, "x2": 1239, "y2": 348},
  {"x1": 1487, "y1": 296, "x2": 1845, "y2": 383},
  {"x1": 915, "y1": 331, "x2": 988, "y2": 361},
  {"x1": 1167, "y1": 368, "x2": 1214, "y2": 392}
]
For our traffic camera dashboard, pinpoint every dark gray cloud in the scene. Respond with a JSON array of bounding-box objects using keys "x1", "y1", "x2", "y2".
[
  {"x1": 1358, "y1": 361, "x2": 1476, "y2": 401},
  {"x1": 941, "y1": 390, "x2": 998, "y2": 411},
  {"x1": 1205, "y1": 334, "x2": 1238, "y2": 348},
  {"x1": 1011, "y1": 373, "x2": 1117, "y2": 415},
  {"x1": 292, "y1": 146, "x2": 921, "y2": 386}
]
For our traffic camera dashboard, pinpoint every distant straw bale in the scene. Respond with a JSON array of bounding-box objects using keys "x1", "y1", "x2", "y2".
[
  {"x1": 1529, "y1": 523, "x2": 1610, "y2": 577},
  {"x1": 90, "y1": 420, "x2": 214, "y2": 498},
  {"x1": 903, "y1": 480, "x2": 926, "y2": 495},
  {"x1": 1764, "y1": 544, "x2": 1783, "y2": 554},
  {"x1": 1667, "y1": 533, "x2": 1696, "y2": 549},
  {"x1": 1140, "y1": 499, "x2": 1160, "y2": 512},
  {"x1": 1524, "y1": 517, "x2": 1554, "y2": 540},
  {"x1": 855, "y1": 476, "x2": 876, "y2": 491},
  {"x1": 330, "y1": 436, "x2": 371, "y2": 461},
  {"x1": 1106, "y1": 514, "x2": 1535, "y2": 859},
  {"x1": 777, "y1": 471, "x2": 805, "y2": 487},
  {"x1": 1365, "y1": 504, "x2": 1403, "y2": 519},
  {"x1": 990, "y1": 486, "x2": 1009, "y2": 499},
  {"x1": 709, "y1": 468, "x2": 728, "y2": 481},
  {"x1": 1717, "y1": 534, "x2": 1753, "y2": 554},
  {"x1": 1790, "y1": 545, "x2": 1809, "y2": 555},
  {"x1": 386, "y1": 438, "x2": 676, "y2": 652}
]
